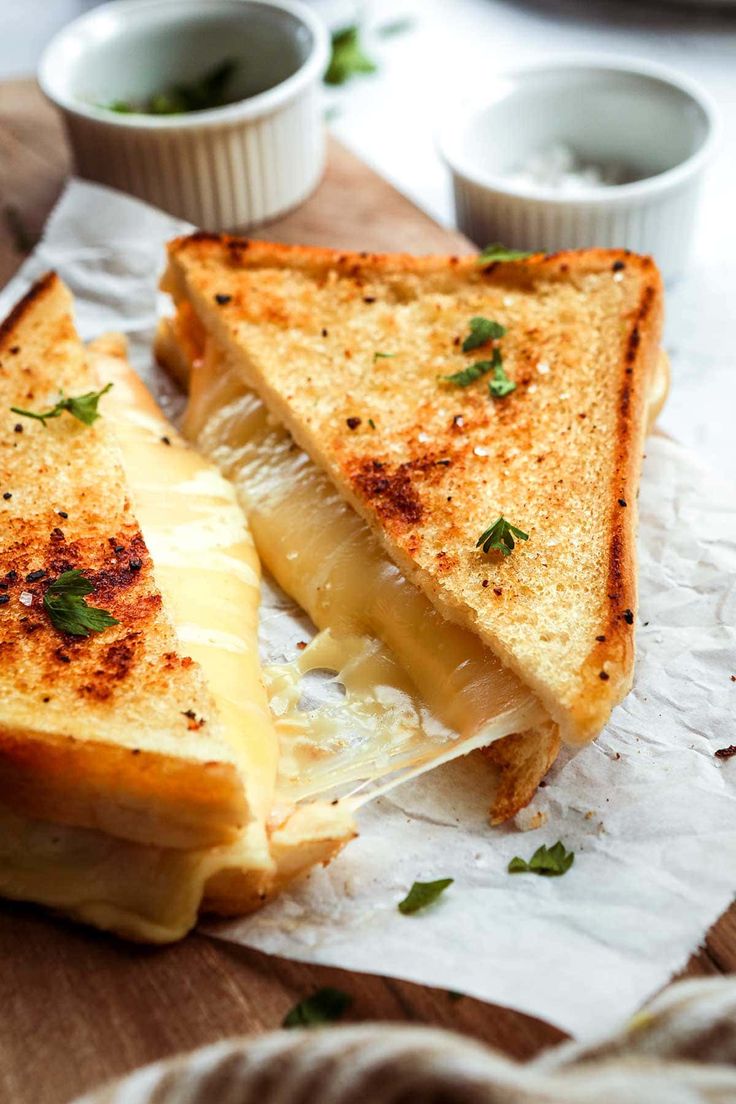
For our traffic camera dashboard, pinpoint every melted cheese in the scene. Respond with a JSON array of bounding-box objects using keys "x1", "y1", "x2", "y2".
[{"x1": 186, "y1": 341, "x2": 548, "y2": 804}]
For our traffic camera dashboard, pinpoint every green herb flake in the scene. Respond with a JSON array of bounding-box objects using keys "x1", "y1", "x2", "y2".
[
  {"x1": 476, "y1": 516, "x2": 529, "y2": 557},
  {"x1": 478, "y1": 244, "x2": 535, "y2": 264},
  {"x1": 43, "y1": 569, "x2": 119, "y2": 638},
  {"x1": 508, "y1": 841, "x2": 575, "y2": 877},
  {"x1": 488, "y1": 358, "x2": 516, "y2": 399},
  {"x1": 282, "y1": 987, "x2": 352, "y2": 1028},
  {"x1": 373, "y1": 351, "x2": 396, "y2": 361},
  {"x1": 101, "y1": 60, "x2": 238, "y2": 116},
  {"x1": 11, "y1": 383, "x2": 112, "y2": 428},
  {"x1": 441, "y1": 348, "x2": 501, "y2": 388},
  {"x1": 368, "y1": 418, "x2": 376, "y2": 429},
  {"x1": 398, "y1": 877, "x2": 453, "y2": 915},
  {"x1": 377, "y1": 17, "x2": 416, "y2": 38},
  {"x1": 462, "y1": 316, "x2": 506, "y2": 353},
  {"x1": 325, "y1": 26, "x2": 377, "y2": 86}
]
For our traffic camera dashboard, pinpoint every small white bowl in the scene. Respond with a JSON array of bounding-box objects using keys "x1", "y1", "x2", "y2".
[
  {"x1": 438, "y1": 57, "x2": 719, "y2": 282},
  {"x1": 39, "y1": 0, "x2": 330, "y2": 230}
]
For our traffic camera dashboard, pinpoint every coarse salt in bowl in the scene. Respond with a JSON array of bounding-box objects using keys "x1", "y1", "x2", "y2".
[{"x1": 438, "y1": 56, "x2": 719, "y2": 282}]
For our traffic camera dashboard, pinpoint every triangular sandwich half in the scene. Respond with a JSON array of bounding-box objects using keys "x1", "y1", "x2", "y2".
[
  {"x1": 0, "y1": 274, "x2": 353, "y2": 941},
  {"x1": 158, "y1": 239, "x2": 667, "y2": 822}
]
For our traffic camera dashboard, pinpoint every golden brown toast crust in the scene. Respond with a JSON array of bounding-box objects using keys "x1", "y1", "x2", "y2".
[
  {"x1": 165, "y1": 239, "x2": 666, "y2": 741},
  {"x1": 0, "y1": 274, "x2": 247, "y2": 848},
  {"x1": 164, "y1": 237, "x2": 664, "y2": 744}
]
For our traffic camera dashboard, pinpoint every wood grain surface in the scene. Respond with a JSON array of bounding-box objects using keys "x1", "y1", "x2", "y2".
[{"x1": 0, "y1": 78, "x2": 733, "y2": 1104}]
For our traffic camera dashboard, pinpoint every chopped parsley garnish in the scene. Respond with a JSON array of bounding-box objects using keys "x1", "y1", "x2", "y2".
[
  {"x1": 43, "y1": 569, "x2": 119, "y2": 638},
  {"x1": 398, "y1": 877, "x2": 453, "y2": 914},
  {"x1": 476, "y1": 516, "x2": 528, "y2": 557},
  {"x1": 282, "y1": 987, "x2": 352, "y2": 1028},
  {"x1": 488, "y1": 358, "x2": 516, "y2": 398},
  {"x1": 508, "y1": 841, "x2": 574, "y2": 877},
  {"x1": 478, "y1": 244, "x2": 534, "y2": 264},
  {"x1": 462, "y1": 316, "x2": 506, "y2": 352},
  {"x1": 103, "y1": 60, "x2": 237, "y2": 115},
  {"x1": 325, "y1": 26, "x2": 377, "y2": 85},
  {"x1": 12, "y1": 382, "x2": 112, "y2": 428},
  {"x1": 373, "y1": 351, "x2": 396, "y2": 361},
  {"x1": 377, "y1": 17, "x2": 415, "y2": 37},
  {"x1": 441, "y1": 348, "x2": 501, "y2": 388}
]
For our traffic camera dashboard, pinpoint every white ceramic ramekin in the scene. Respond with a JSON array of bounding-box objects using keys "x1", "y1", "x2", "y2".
[
  {"x1": 438, "y1": 57, "x2": 719, "y2": 282},
  {"x1": 38, "y1": 0, "x2": 330, "y2": 230}
]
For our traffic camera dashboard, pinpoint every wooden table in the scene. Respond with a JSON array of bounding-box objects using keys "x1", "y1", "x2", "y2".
[{"x1": 1, "y1": 78, "x2": 734, "y2": 1104}]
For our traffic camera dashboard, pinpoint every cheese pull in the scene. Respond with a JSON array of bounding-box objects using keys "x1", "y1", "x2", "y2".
[{"x1": 185, "y1": 346, "x2": 548, "y2": 802}]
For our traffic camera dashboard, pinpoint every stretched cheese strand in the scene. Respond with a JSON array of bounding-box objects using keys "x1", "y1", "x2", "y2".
[{"x1": 185, "y1": 344, "x2": 548, "y2": 802}]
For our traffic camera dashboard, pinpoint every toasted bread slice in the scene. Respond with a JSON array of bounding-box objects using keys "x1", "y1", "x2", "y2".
[
  {"x1": 162, "y1": 239, "x2": 666, "y2": 745},
  {"x1": 0, "y1": 278, "x2": 353, "y2": 940}
]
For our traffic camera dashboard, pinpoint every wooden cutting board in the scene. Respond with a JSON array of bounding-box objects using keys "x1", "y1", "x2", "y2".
[{"x1": 0, "y1": 78, "x2": 733, "y2": 1104}]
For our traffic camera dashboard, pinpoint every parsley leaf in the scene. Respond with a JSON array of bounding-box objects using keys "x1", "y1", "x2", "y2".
[
  {"x1": 462, "y1": 316, "x2": 506, "y2": 352},
  {"x1": 377, "y1": 17, "x2": 415, "y2": 37},
  {"x1": 43, "y1": 569, "x2": 119, "y2": 638},
  {"x1": 508, "y1": 841, "x2": 575, "y2": 877},
  {"x1": 283, "y1": 987, "x2": 352, "y2": 1028},
  {"x1": 476, "y1": 516, "x2": 529, "y2": 557},
  {"x1": 373, "y1": 351, "x2": 396, "y2": 361},
  {"x1": 398, "y1": 877, "x2": 453, "y2": 914},
  {"x1": 102, "y1": 60, "x2": 238, "y2": 115},
  {"x1": 325, "y1": 26, "x2": 377, "y2": 86},
  {"x1": 441, "y1": 348, "x2": 501, "y2": 388},
  {"x1": 488, "y1": 358, "x2": 516, "y2": 398},
  {"x1": 12, "y1": 382, "x2": 112, "y2": 428},
  {"x1": 478, "y1": 244, "x2": 534, "y2": 264}
]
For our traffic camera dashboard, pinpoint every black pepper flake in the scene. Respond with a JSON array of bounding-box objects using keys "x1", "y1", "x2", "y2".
[
  {"x1": 321, "y1": 328, "x2": 328, "y2": 337},
  {"x1": 346, "y1": 417, "x2": 361, "y2": 430},
  {"x1": 26, "y1": 569, "x2": 46, "y2": 583},
  {"x1": 0, "y1": 595, "x2": 8, "y2": 606},
  {"x1": 14, "y1": 424, "x2": 22, "y2": 434},
  {"x1": 330, "y1": 798, "x2": 339, "y2": 806},
  {"x1": 596, "y1": 634, "x2": 606, "y2": 643},
  {"x1": 436, "y1": 458, "x2": 451, "y2": 466},
  {"x1": 481, "y1": 579, "x2": 489, "y2": 588},
  {"x1": 599, "y1": 671, "x2": 610, "y2": 681},
  {"x1": 161, "y1": 435, "x2": 171, "y2": 446},
  {"x1": 214, "y1": 293, "x2": 232, "y2": 305},
  {"x1": 131, "y1": 748, "x2": 141, "y2": 756},
  {"x1": 493, "y1": 587, "x2": 502, "y2": 596},
  {"x1": 3, "y1": 492, "x2": 11, "y2": 500},
  {"x1": 446, "y1": 496, "x2": 452, "y2": 502},
  {"x1": 618, "y1": 498, "x2": 627, "y2": 507},
  {"x1": 612, "y1": 260, "x2": 626, "y2": 272},
  {"x1": 6, "y1": 571, "x2": 17, "y2": 582},
  {"x1": 113, "y1": 544, "x2": 124, "y2": 554},
  {"x1": 57, "y1": 651, "x2": 71, "y2": 664},
  {"x1": 129, "y1": 558, "x2": 142, "y2": 572},
  {"x1": 42, "y1": 696, "x2": 50, "y2": 703},
  {"x1": 10, "y1": 346, "x2": 19, "y2": 355},
  {"x1": 363, "y1": 296, "x2": 376, "y2": 304},
  {"x1": 50, "y1": 527, "x2": 64, "y2": 541},
  {"x1": 715, "y1": 745, "x2": 736, "y2": 760},
  {"x1": 58, "y1": 510, "x2": 68, "y2": 519},
  {"x1": 622, "y1": 609, "x2": 634, "y2": 625}
]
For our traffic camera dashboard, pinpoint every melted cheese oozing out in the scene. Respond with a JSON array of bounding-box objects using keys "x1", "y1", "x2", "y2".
[
  {"x1": 98, "y1": 351, "x2": 278, "y2": 842},
  {"x1": 186, "y1": 344, "x2": 547, "y2": 804}
]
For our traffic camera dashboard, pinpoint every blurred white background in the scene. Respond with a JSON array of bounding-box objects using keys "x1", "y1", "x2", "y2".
[{"x1": 1, "y1": 0, "x2": 735, "y2": 472}]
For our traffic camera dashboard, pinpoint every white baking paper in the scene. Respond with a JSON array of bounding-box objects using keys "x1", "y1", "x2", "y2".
[{"x1": 3, "y1": 180, "x2": 735, "y2": 1039}]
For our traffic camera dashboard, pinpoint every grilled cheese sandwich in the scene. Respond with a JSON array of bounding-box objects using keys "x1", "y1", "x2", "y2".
[
  {"x1": 158, "y1": 238, "x2": 667, "y2": 820},
  {"x1": 0, "y1": 276, "x2": 353, "y2": 941}
]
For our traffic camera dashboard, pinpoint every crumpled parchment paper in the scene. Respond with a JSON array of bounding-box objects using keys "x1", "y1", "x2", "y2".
[{"x1": 2, "y1": 180, "x2": 735, "y2": 1038}]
